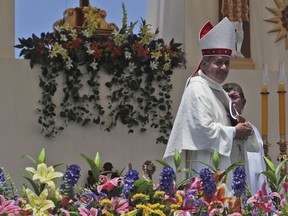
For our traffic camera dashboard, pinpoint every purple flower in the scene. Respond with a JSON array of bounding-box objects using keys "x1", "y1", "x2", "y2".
[
  {"x1": 199, "y1": 168, "x2": 216, "y2": 198},
  {"x1": 0, "y1": 168, "x2": 8, "y2": 194},
  {"x1": 60, "y1": 164, "x2": 81, "y2": 198},
  {"x1": 231, "y1": 166, "x2": 246, "y2": 197},
  {"x1": 123, "y1": 169, "x2": 139, "y2": 198},
  {"x1": 159, "y1": 166, "x2": 175, "y2": 196}
]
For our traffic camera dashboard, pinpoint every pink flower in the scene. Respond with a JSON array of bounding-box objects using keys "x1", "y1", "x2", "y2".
[
  {"x1": 97, "y1": 175, "x2": 120, "y2": 193},
  {"x1": 227, "y1": 213, "x2": 243, "y2": 216},
  {"x1": 184, "y1": 177, "x2": 202, "y2": 192},
  {"x1": 78, "y1": 207, "x2": 98, "y2": 216},
  {"x1": 110, "y1": 197, "x2": 129, "y2": 214},
  {"x1": 61, "y1": 208, "x2": 71, "y2": 216},
  {"x1": 280, "y1": 182, "x2": 288, "y2": 208},
  {"x1": 209, "y1": 208, "x2": 223, "y2": 216},
  {"x1": 247, "y1": 182, "x2": 280, "y2": 214},
  {"x1": 0, "y1": 195, "x2": 22, "y2": 215}
]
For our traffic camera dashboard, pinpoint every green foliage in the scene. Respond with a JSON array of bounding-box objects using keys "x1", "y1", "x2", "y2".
[
  {"x1": 0, "y1": 168, "x2": 18, "y2": 200},
  {"x1": 261, "y1": 156, "x2": 288, "y2": 192},
  {"x1": 81, "y1": 152, "x2": 101, "y2": 181}
]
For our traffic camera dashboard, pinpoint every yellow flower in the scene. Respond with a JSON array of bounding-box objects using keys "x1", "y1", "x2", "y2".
[
  {"x1": 151, "y1": 51, "x2": 162, "y2": 61},
  {"x1": 131, "y1": 193, "x2": 149, "y2": 201},
  {"x1": 48, "y1": 42, "x2": 69, "y2": 60},
  {"x1": 139, "y1": 25, "x2": 154, "y2": 45},
  {"x1": 102, "y1": 209, "x2": 114, "y2": 216},
  {"x1": 170, "y1": 193, "x2": 183, "y2": 210},
  {"x1": 25, "y1": 188, "x2": 55, "y2": 216},
  {"x1": 153, "y1": 191, "x2": 166, "y2": 198},
  {"x1": 100, "y1": 198, "x2": 112, "y2": 206},
  {"x1": 25, "y1": 163, "x2": 63, "y2": 190},
  {"x1": 163, "y1": 62, "x2": 171, "y2": 71}
]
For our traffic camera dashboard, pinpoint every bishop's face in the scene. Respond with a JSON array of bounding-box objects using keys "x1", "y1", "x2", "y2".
[{"x1": 201, "y1": 56, "x2": 231, "y2": 84}]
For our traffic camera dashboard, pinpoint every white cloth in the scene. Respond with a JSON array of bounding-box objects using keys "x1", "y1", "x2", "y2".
[
  {"x1": 163, "y1": 70, "x2": 260, "y2": 188},
  {"x1": 246, "y1": 125, "x2": 266, "y2": 194}
]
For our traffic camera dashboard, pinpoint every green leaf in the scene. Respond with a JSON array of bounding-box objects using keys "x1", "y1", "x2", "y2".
[
  {"x1": 277, "y1": 174, "x2": 288, "y2": 192},
  {"x1": 133, "y1": 179, "x2": 151, "y2": 194},
  {"x1": 264, "y1": 156, "x2": 275, "y2": 172},
  {"x1": 20, "y1": 155, "x2": 37, "y2": 165},
  {"x1": 191, "y1": 160, "x2": 217, "y2": 173},
  {"x1": 52, "y1": 163, "x2": 63, "y2": 169},
  {"x1": 275, "y1": 158, "x2": 288, "y2": 178},
  {"x1": 121, "y1": 209, "x2": 138, "y2": 216},
  {"x1": 81, "y1": 153, "x2": 100, "y2": 182},
  {"x1": 94, "y1": 152, "x2": 101, "y2": 168},
  {"x1": 260, "y1": 170, "x2": 278, "y2": 186},
  {"x1": 37, "y1": 148, "x2": 46, "y2": 164},
  {"x1": 173, "y1": 149, "x2": 181, "y2": 169},
  {"x1": 21, "y1": 176, "x2": 40, "y2": 196},
  {"x1": 155, "y1": 159, "x2": 170, "y2": 167},
  {"x1": 212, "y1": 149, "x2": 219, "y2": 170}
]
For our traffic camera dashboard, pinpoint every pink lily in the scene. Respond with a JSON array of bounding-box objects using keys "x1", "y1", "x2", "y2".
[
  {"x1": 280, "y1": 182, "x2": 288, "y2": 208},
  {"x1": 110, "y1": 197, "x2": 129, "y2": 214},
  {"x1": 97, "y1": 175, "x2": 120, "y2": 193},
  {"x1": 61, "y1": 208, "x2": 71, "y2": 216},
  {"x1": 78, "y1": 207, "x2": 98, "y2": 216},
  {"x1": 184, "y1": 177, "x2": 202, "y2": 192},
  {"x1": 0, "y1": 195, "x2": 22, "y2": 214},
  {"x1": 247, "y1": 182, "x2": 280, "y2": 213}
]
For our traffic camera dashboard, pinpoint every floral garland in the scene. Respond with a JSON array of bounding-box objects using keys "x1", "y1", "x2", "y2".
[{"x1": 15, "y1": 10, "x2": 185, "y2": 144}]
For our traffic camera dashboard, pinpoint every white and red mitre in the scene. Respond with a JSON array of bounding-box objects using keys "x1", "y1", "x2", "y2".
[
  {"x1": 200, "y1": 17, "x2": 235, "y2": 57},
  {"x1": 190, "y1": 17, "x2": 235, "y2": 78}
]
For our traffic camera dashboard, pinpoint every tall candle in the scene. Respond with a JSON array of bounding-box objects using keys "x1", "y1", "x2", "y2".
[
  {"x1": 261, "y1": 63, "x2": 269, "y2": 136},
  {"x1": 278, "y1": 62, "x2": 286, "y2": 135}
]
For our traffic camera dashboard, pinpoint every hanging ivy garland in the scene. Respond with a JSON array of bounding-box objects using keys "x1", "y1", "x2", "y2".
[{"x1": 15, "y1": 6, "x2": 185, "y2": 144}]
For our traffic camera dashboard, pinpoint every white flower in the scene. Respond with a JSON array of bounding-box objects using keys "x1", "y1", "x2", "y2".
[
  {"x1": 54, "y1": 25, "x2": 62, "y2": 33},
  {"x1": 155, "y1": 42, "x2": 162, "y2": 50},
  {"x1": 65, "y1": 58, "x2": 73, "y2": 69},
  {"x1": 150, "y1": 61, "x2": 158, "y2": 70},
  {"x1": 82, "y1": 29, "x2": 92, "y2": 38},
  {"x1": 86, "y1": 47, "x2": 95, "y2": 55},
  {"x1": 84, "y1": 41, "x2": 91, "y2": 48},
  {"x1": 127, "y1": 62, "x2": 137, "y2": 72},
  {"x1": 125, "y1": 51, "x2": 132, "y2": 60},
  {"x1": 90, "y1": 61, "x2": 98, "y2": 70},
  {"x1": 60, "y1": 34, "x2": 68, "y2": 42}
]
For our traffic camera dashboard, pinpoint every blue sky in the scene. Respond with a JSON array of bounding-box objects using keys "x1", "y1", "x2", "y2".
[{"x1": 15, "y1": 0, "x2": 147, "y2": 57}]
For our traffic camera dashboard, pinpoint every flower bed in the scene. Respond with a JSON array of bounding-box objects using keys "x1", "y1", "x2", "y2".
[{"x1": 1, "y1": 148, "x2": 288, "y2": 215}]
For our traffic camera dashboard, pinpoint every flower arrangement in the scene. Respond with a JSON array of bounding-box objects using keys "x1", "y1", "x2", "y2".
[
  {"x1": 1, "y1": 148, "x2": 288, "y2": 216},
  {"x1": 15, "y1": 4, "x2": 185, "y2": 144}
]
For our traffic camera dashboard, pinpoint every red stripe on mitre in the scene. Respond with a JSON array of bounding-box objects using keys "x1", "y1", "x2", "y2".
[
  {"x1": 199, "y1": 22, "x2": 214, "y2": 39},
  {"x1": 202, "y1": 48, "x2": 232, "y2": 56}
]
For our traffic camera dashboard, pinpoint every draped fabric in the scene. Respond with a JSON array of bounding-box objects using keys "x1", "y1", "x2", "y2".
[{"x1": 221, "y1": 0, "x2": 249, "y2": 22}]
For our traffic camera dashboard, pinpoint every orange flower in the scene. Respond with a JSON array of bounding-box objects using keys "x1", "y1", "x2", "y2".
[
  {"x1": 70, "y1": 38, "x2": 82, "y2": 49},
  {"x1": 90, "y1": 41, "x2": 103, "y2": 59},
  {"x1": 36, "y1": 43, "x2": 46, "y2": 54},
  {"x1": 111, "y1": 47, "x2": 122, "y2": 57},
  {"x1": 201, "y1": 183, "x2": 234, "y2": 213},
  {"x1": 133, "y1": 42, "x2": 149, "y2": 58}
]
